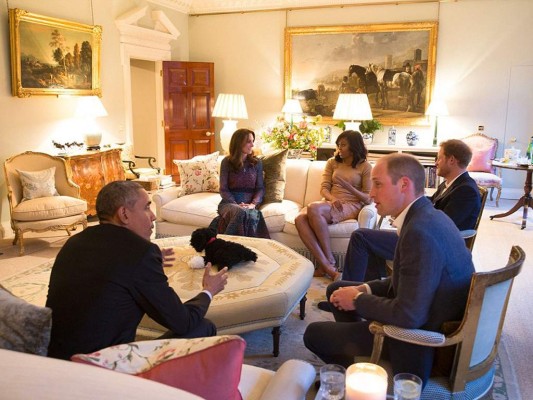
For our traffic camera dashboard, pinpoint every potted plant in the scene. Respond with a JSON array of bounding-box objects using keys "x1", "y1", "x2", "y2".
[{"x1": 335, "y1": 119, "x2": 382, "y2": 145}]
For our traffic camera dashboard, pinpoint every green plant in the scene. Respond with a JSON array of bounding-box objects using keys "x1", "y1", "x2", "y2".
[
  {"x1": 262, "y1": 115, "x2": 325, "y2": 158},
  {"x1": 334, "y1": 119, "x2": 382, "y2": 135}
]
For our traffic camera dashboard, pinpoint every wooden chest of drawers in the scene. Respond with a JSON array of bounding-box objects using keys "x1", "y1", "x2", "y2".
[{"x1": 64, "y1": 149, "x2": 125, "y2": 215}]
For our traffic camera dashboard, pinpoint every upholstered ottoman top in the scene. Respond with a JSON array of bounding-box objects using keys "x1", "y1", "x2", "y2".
[{"x1": 137, "y1": 235, "x2": 314, "y2": 338}]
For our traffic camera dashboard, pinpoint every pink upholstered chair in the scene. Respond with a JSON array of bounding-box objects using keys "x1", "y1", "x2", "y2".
[{"x1": 461, "y1": 133, "x2": 502, "y2": 206}]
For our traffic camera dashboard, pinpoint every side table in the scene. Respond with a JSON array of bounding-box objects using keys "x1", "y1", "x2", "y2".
[{"x1": 490, "y1": 161, "x2": 532, "y2": 229}]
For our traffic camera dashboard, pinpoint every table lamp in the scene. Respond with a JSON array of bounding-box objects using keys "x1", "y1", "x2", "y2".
[
  {"x1": 333, "y1": 94, "x2": 373, "y2": 132},
  {"x1": 75, "y1": 96, "x2": 108, "y2": 151},
  {"x1": 345, "y1": 362, "x2": 388, "y2": 400},
  {"x1": 426, "y1": 98, "x2": 449, "y2": 147},
  {"x1": 281, "y1": 98, "x2": 303, "y2": 127},
  {"x1": 212, "y1": 93, "x2": 248, "y2": 153}
]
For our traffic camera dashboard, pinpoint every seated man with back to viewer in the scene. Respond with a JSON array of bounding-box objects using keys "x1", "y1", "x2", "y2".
[
  {"x1": 46, "y1": 181, "x2": 229, "y2": 360},
  {"x1": 341, "y1": 139, "x2": 481, "y2": 282},
  {"x1": 304, "y1": 153, "x2": 475, "y2": 386}
]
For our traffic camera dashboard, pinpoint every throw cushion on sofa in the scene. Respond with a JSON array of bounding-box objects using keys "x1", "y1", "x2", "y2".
[
  {"x1": 16, "y1": 167, "x2": 59, "y2": 201},
  {"x1": 173, "y1": 151, "x2": 220, "y2": 195},
  {"x1": 72, "y1": 335, "x2": 246, "y2": 400},
  {"x1": 260, "y1": 149, "x2": 288, "y2": 203},
  {"x1": 0, "y1": 284, "x2": 52, "y2": 356}
]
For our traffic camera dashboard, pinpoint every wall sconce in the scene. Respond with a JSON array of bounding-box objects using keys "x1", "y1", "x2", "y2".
[
  {"x1": 333, "y1": 94, "x2": 373, "y2": 131},
  {"x1": 212, "y1": 93, "x2": 248, "y2": 153},
  {"x1": 75, "y1": 96, "x2": 108, "y2": 151},
  {"x1": 426, "y1": 98, "x2": 449, "y2": 147}
]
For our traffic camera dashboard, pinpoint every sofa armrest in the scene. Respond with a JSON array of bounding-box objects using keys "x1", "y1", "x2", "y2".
[
  {"x1": 257, "y1": 359, "x2": 315, "y2": 400},
  {"x1": 358, "y1": 203, "x2": 378, "y2": 229},
  {"x1": 152, "y1": 187, "x2": 183, "y2": 219}
]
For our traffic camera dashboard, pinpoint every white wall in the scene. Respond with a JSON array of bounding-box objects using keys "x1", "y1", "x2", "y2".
[
  {"x1": 189, "y1": 0, "x2": 533, "y2": 196},
  {"x1": 0, "y1": 0, "x2": 189, "y2": 237}
]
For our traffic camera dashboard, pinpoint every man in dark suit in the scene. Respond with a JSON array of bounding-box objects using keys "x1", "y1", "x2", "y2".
[
  {"x1": 46, "y1": 181, "x2": 229, "y2": 360},
  {"x1": 304, "y1": 153, "x2": 474, "y2": 386},
  {"x1": 341, "y1": 139, "x2": 481, "y2": 282}
]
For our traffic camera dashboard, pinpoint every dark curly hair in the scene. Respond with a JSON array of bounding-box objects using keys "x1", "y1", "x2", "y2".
[{"x1": 334, "y1": 130, "x2": 368, "y2": 167}]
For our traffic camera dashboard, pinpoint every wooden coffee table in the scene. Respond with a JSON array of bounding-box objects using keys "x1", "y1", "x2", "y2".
[{"x1": 138, "y1": 235, "x2": 314, "y2": 356}]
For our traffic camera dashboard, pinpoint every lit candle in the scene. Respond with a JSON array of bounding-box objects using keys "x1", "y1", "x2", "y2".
[{"x1": 345, "y1": 363, "x2": 388, "y2": 400}]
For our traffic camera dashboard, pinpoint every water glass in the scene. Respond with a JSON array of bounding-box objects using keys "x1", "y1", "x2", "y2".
[
  {"x1": 315, "y1": 364, "x2": 346, "y2": 400},
  {"x1": 393, "y1": 373, "x2": 422, "y2": 400}
]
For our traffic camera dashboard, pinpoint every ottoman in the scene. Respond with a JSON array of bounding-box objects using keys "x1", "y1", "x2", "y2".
[{"x1": 137, "y1": 235, "x2": 314, "y2": 356}]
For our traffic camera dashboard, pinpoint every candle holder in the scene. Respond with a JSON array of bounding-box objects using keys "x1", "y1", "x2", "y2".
[{"x1": 345, "y1": 362, "x2": 388, "y2": 400}]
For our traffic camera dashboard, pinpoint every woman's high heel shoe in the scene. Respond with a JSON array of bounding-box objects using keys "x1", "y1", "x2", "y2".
[{"x1": 324, "y1": 265, "x2": 341, "y2": 281}]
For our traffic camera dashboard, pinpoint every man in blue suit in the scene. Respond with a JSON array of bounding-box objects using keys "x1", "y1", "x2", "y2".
[
  {"x1": 342, "y1": 139, "x2": 481, "y2": 282},
  {"x1": 304, "y1": 154, "x2": 474, "y2": 386}
]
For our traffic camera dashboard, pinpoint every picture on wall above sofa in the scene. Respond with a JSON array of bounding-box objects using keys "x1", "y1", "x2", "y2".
[{"x1": 285, "y1": 21, "x2": 437, "y2": 126}]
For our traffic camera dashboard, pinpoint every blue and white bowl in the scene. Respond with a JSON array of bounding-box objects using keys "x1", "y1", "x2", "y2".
[{"x1": 406, "y1": 131, "x2": 419, "y2": 146}]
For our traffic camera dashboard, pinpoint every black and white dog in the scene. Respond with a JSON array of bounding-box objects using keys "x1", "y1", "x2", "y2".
[{"x1": 190, "y1": 228, "x2": 257, "y2": 271}]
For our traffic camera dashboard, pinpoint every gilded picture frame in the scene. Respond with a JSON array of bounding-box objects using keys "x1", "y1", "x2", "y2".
[
  {"x1": 9, "y1": 8, "x2": 102, "y2": 97},
  {"x1": 284, "y1": 22, "x2": 438, "y2": 126}
]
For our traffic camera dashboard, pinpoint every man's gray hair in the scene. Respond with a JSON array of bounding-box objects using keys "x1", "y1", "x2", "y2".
[
  {"x1": 96, "y1": 180, "x2": 144, "y2": 222},
  {"x1": 381, "y1": 153, "x2": 426, "y2": 196}
]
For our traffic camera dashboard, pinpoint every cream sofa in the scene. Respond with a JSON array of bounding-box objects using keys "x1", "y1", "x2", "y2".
[
  {"x1": 153, "y1": 158, "x2": 377, "y2": 268},
  {"x1": 0, "y1": 349, "x2": 315, "y2": 400}
]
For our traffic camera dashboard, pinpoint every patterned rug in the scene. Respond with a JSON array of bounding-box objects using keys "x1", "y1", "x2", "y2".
[{"x1": 2, "y1": 260, "x2": 517, "y2": 399}]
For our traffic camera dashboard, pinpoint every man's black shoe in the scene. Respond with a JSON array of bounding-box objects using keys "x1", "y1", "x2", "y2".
[{"x1": 317, "y1": 301, "x2": 332, "y2": 312}]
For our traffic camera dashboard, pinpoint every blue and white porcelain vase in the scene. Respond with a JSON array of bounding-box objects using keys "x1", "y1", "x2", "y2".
[
  {"x1": 388, "y1": 126, "x2": 397, "y2": 145},
  {"x1": 406, "y1": 131, "x2": 419, "y2": 146}
]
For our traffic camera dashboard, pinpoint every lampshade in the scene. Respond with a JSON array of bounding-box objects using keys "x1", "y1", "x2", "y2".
[
  {"x1": 212, "y1": 93, "x2": 248, "y2": 120},
  {"x1": 333, "y1": 94, "x2": 373, "y2": 123},
  {"x1": 281, "y1": 99, "x2": 303, "y2": 115},
  {"x1": 425, "y1": 98, "x2": 449, "y2": 117},
  {"x1": 212, "y1": 94, "x2": 248, "y2": 153},
  {"x1": 75, "y1": 96, "x2": 108, "y2": 118},
  {"x1": 75, "y1": 96, "x2": 108, "y2": 150}
]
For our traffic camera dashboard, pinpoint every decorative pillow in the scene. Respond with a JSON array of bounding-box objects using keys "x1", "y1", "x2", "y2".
[
  {"x1": 0, "y1": 284, "x2": 52, "y2": 356},
  {"x1": 467, "y1": 148, "x2": 493, "y2": 173},
  {"x1": 72, "y1": 335, "x2": 246, "y2": 400},
  {"x1": 16, "y1": 167, "x2": 59, "y2": 200},
  {"x1": 173, "y1": 152, "x2": 220, "y2": 195},
  {"x1": 260, "y1": 149, "x2": 288, "y2": 203}
]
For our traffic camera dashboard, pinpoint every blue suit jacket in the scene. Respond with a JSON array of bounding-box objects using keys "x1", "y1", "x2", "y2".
[
  {"x1": 356, "y1": 197, "x2": 474, "y2": 383},
  {"x1": 429, "y1": 172, "x2": 481, "y2": 231}
]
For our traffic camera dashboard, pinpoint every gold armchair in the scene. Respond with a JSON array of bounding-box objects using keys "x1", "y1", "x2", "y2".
[
  {"x1": 368, "y1": 246, "x2": 524, "y2": 398},
  {"x1": 3, "y1": 151, "x2": 88, "y2": 255},
  {"x1": 120, "y1": 144, "x2": 160, "y2": 180}
]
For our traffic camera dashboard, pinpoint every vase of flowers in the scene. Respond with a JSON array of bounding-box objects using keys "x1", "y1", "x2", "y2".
[{"x1": 262, "y1": 115, "x2": 325, "y2": 159}]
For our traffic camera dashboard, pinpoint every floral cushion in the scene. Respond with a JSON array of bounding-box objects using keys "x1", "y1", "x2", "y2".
[
  {"x1": 16, "y1": 167, "x2": 59, "y2": 201},
  {"x1": 260, "y1": 149, "x2": 288, "y2": 203},
  {"x1": 72, "y1": 335, "x2": 245, "y2": 400},
  {"x1": 0, "y1": 284, "x2": 52, "y2": 356},
  {"x1": 173, "y1": 152, "x2": 220, "y2": 195}
]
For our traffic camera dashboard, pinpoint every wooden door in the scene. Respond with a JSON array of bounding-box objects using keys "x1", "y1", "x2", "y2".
[{"x1": 163, "y1": 61, "x2": 215, "y2": 183}]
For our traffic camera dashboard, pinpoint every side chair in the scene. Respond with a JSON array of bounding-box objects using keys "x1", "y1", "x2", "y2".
[
  {"x1": 461, "y1": 185, "x2": 488, "y2": 251},
  {"x1": 462, "y1": 133, "x2": 502, "y2": 206},
  {"x1": 3, "y1": 151, "x2": 88, "y2": 255},
  {"x1": 368, "y1": 245, "x2": 524, "y2": 399}
]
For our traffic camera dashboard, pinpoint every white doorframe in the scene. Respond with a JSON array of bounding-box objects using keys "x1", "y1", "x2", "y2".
[{"x1": 116, "y1": 6, "x2": 180, "y2": 173}]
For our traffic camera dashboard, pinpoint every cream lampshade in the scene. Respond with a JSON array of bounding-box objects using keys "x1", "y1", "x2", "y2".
[
  {"x1": 75, "y1": 96, "x2": 108, "y2": 151},
  {"x1": 212, "y1": 93, "x2": 248, "y2": 153},
  {"x1": 281, "y1": 99, "x2": 303, "y2": 127},
  {"x1": 333, "y1": 94, "x2": 373, "y2": 131},
  {"x1": 426, "y1": 98, "x2": 449, "y2": 147}
]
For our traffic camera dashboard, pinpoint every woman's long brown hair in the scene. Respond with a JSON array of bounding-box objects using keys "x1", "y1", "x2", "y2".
[{"x1": 228, "y1": 128, "x2": 258, "y2": 171}]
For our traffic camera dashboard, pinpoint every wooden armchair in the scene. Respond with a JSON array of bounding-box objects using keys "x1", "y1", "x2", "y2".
[
  {"x1": 3, "y1": 151, "x2": 87, "y2": 255},
  {"x1": 462, "y1": 133, "x2": 502, "y2": 206},
  {"x1": 368, "y1": 246, "x2": 524, "y2": 399}
]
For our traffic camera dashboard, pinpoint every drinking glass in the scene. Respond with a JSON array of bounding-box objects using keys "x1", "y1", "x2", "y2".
[
  {"x1": 315, "y1": 364, "x2": 346, "y2": 400},
  {"x1": 393, "y1": 373, "x2": 422, "y2": 400}
]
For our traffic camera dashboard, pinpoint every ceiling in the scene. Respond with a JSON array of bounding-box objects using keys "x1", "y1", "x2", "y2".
[{"x1": 148, "y1": 0, "x2": 451, "y2": 15}]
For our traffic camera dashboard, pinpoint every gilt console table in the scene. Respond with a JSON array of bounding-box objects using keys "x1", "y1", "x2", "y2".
[{"x1": 63, "y1": 149, "x2": 125, "y2": 216}]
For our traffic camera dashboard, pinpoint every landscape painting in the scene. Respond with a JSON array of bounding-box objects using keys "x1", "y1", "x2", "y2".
[
  {"x1": 284, "y1": 22, "x2": 438, "y2": 126},
  {"x1": 9, "y1": 9, "x2": 102, "y2": 97}
]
